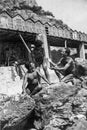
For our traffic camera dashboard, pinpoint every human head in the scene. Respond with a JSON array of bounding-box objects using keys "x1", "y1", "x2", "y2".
[
  {"x1": 29, "y1": 62, "x2": 35, "y2": 72},
  {"x1": 62, "y1": 48, "x2": 70, "y2": 57},
  {"x1": 35, "y1": 34, "x2": 43, "y2": 47},
  {"x1": 25, "y1": 62, "x2": 35, "y2": 72},
  {"x1": 35, "y1": 33, "x2": 43, "y2": 41}
]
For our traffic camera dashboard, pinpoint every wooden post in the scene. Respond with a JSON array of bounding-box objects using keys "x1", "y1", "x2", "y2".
[
  {"x1": 19, "y1": 33, "x2": 31, "y2": 54},
  {"x1": 65, "y1": 40, "x2": 67, "y2": 48},
  {"x1": 42, "y1": 33, "x2": 49, "y2": 59},
  {"x1": 79, "y1": 42, "x2": 85, "y2": 60}
]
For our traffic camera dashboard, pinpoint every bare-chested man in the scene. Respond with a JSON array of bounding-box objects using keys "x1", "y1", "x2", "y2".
[
  {"x1": 22, "y1": 62, "x2": 50, "y2": 96},
  {"x1": 49, "y1": 48, "x2": 75, "y2": 83}
]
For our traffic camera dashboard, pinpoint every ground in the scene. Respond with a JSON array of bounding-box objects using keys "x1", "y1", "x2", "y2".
[{"x1": 1, "y1": 59, "x2": 87, "y2": 130}]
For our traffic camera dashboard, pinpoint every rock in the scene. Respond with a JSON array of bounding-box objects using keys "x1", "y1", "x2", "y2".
[
  {"x1": 78, "y1": 88, "x2": 87, "y2": 97},
  {"x1": 0, "y1": 94, "x2": 35, "y2": 130},
  {"x1": 0, "y1": 67, "x2": 24, "y2": 96},
  {"x1": 33, "y1": 82, "x2": 81, "y2": 130},
  {"x1": 82, "y1": 79, "x2": 87, "y2": 89},
  {"x1": 49, "y1": 115, "x2": 68, "y2": 127},
  {"x1": 67, "y1": 119, "x2": 87, "y2": 130},
  {"x1": 70, "y1": 114, "x2": 86, "y2": 121},
  {"x1": 1, "y1": 66, "x2": 87, "y2": 130},
  {"x1": 75, "y1": 58, "x2": 87, "y2": 76},
  {"x1": 44, "y1": 125, "x2": 61, "y2": 130}
]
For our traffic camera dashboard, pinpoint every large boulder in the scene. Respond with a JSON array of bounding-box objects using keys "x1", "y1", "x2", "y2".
[
  {"x1": 33, "y1": 82, "x2": 83, "y2": 130},
  {"x1": 0, "y1": 94, "x2": 35, "y2": 130}
]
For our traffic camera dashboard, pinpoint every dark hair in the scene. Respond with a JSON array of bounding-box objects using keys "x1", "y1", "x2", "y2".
[
  {"x1": 65, "y1": 48, "x2": 70, "y2": 55},
  {"x1": 35, "y1": 40, "x2": 43, "y2": 47},
  {"x1": 25, "y1": 62, "x2": 35, "y2": 72},
  {"x1": 25, "y1": 62, "x2": 30, "y2": 71},
  {"x1": 35, "y1": 34, "x2": 43, "y2": 47}
]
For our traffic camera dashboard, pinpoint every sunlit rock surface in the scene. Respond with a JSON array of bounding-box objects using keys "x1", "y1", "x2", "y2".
[{"x1": 0, "y1": 66, "x2": 26, "y2": 96}]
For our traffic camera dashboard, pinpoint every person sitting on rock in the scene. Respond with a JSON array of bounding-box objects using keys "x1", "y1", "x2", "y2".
[
  {"x1": 49, "y1": 48, "x2": 75, "y2": 83},
  {"x1": 22, "y1": 62, "x2": 50, "y2": 96}
]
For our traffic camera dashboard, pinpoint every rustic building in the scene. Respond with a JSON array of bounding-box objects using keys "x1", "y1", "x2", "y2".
[{"x1": 0, "y1": 0, "x2": 86, "y2": 66}]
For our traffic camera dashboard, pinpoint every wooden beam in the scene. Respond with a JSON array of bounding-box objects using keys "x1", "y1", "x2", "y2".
[{"x1": 19, "y1": 33, "x2": 31, "y2": 54}]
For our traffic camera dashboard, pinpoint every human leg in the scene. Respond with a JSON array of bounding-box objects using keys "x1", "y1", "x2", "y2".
[
  {"x1": 30, "y1": 84, "x2": 42, "y2": 96},
  {"x1": 42, "y1": 58, "x2": 50, "y2": 82}
]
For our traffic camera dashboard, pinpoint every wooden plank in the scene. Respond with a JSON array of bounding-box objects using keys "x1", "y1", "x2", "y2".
[{"x1": 19, "y1": 33, "x2": 31, "y2": 54}]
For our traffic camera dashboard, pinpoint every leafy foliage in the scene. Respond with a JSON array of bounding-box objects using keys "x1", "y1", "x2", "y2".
[
  {"x1": 0, "y1": 0, "x2": 54, "y2": 17},
  {"x1": 49, "y1": 18, "x2": 69, "y2": 29}
]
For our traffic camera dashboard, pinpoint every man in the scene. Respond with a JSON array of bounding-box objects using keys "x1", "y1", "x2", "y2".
[
  {"x1": 31, "y1": 34, "x2": 50, "y2": 83},
  {"x1": 22, "y1": 62, "x2": 50, "y2": 96},
  {"x1": 49, "y1": 48, "x2": 75, "y2": 83}
]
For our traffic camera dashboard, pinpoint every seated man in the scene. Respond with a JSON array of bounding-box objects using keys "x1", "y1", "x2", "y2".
[
  {"x1": 49, "y1": 48, "x2": 75, "y2": 83},
  {"x1": 22, "y1": 62, "x2": 50, "y2": 96}
]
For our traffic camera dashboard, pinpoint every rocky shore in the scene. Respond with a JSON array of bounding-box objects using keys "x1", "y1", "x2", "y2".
[
  {"x1": 1, "y1": 59, "x2": 87, "y2": 130},
  {"x1": 1, "y1": 80, "x2": 87, "y2": 130}
]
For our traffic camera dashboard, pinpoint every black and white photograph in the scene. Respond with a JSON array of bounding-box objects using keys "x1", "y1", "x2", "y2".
[{"x1": 0, "y1": 0, "x2": 87, "y2": 130}]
